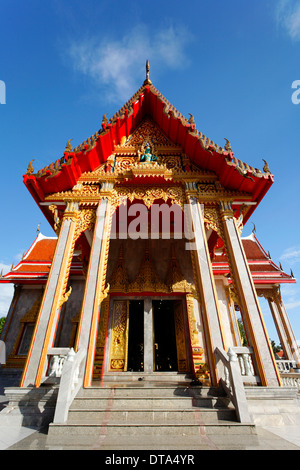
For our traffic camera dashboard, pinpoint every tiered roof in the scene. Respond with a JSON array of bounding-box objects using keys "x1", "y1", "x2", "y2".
[
  {"x1": 0, "y1": 232, "x2": 294, "y2": 287},
  {"x1": 23, "y1": 63, "x2": 274, "y2": 230},
  {"x1": 213, "y1": 232, "x2": 295, "y2": 285}
]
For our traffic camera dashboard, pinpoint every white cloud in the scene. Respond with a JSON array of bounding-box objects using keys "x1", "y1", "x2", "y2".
[
  {"x1": 280, "y1": 246, "x2": 300, "y2": 265},
  {"x1": 0, "y1": 284, "x2": 13, "y2": 317},
  {"x1": 276, "y1": 0, "x2": 300, "y2": 40},
  {"x1": 68, "y1": 23, "x2": 193, "y2": 103},
  {"x1": 0, "y1": 263, "x2": 14, "y2": 317},
  {"x1": 280, "y1": 283, "x2": 300, "y2": 310}
]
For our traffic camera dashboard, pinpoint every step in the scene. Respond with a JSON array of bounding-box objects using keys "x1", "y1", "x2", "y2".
[
  {"x1": 70, "y1": 395, "x2": 231, "y2": 410},
  {"x1": 47, "y1": 383, "x2": 255, "y2": 440},
  {"x1": 99, "y1": 373, "x2": 194, "y2": 384},
  {"x1": 75, "y1": 385, "x2": 226, "y2": 399},
  {"x1": 48, "y1": 421, "x2": 255, "y2": 437},
  {"x1": 67, "y1": 407, "x2": 237, "y2": 424}
]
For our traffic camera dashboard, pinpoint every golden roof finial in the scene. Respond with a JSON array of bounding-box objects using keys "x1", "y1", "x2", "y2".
[
  {"x1": 144, "y1": 59, "x2": 152, "y2": 85},
  {"x1": 26, "y1": 159, "x2": 35, "y2": 175},
  {"x1": 65, "y1": 139, "x2": 73, "y2": 152},
  {"x1": 262, "y1": 159, "x2": 271, "y2": 174},
  {"x1": 188, "y1": 113, "x2": 195, "y2": 125},
  {"x1": 224, "y1": 138, "x2": 232, "y2": 152}
]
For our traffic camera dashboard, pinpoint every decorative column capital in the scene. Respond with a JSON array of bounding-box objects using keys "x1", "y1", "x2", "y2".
[
  {"x1": 257, "y1": 285, "x2": 282, "y2": 306},
  {"x1": 219, "y1": 200, "x2": 234, "y2": 219},
  {"x1": 100, "y1": 181, "x2": 115, "y2": 197},
  {"x1": 184, "y1": 181, "x2": 198, "y2": 199},
  {"x1": 63, "y1": 200, "x2": 80, "y2": 221}
]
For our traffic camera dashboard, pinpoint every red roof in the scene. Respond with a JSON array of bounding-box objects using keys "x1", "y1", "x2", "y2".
[
  {"x1": 212, "y1": 232, "x2": 295, "y2": 285},
  {"x1": 23, "y1": 76, "x2": 274, "y2": 231},
  {"x1": 0, "y1": 231, "x2": 295, "y2": 286},
  {"x1": 0, "y1": 233, "x2": 80, "y2": 284}
]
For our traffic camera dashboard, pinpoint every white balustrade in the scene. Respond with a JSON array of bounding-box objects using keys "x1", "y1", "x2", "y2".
[
  {"x1": 276, "y1": 360, "x2": 297, "y2": 373},
  {"x1": 215, "y1": 346, "x2": 252, "y2": 423}
]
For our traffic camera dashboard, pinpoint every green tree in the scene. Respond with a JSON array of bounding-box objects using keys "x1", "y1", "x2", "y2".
[
  {"x1": 0, "y1": 317, "x2": 6, "y2": 336},
  {"x1": 237, "y1": 318, "x2": 248, "y2": 346},
  {"x1": 270, "y1": 339, "x2": 281, "y2": 356}
]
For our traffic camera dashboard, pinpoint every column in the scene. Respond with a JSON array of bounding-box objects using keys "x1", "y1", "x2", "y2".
[
  {"x1": 21, "y1": 201, "x2": 80, "y2": 387},
  {"x1": 185, "y1": 193, "x2": 226, "y2": 385},
  {"x1": 144, "y1": 298, "x2": 154, "y2": 373},
  {"x1": 219, "y1": 201, "x2": 281, "y2": 387},
  {"x1": 75, "y1": 194, "x2": 113, "y2": 387},
  {"x1": 266, "y1": 287, "x2": 300, "y2": 367}
]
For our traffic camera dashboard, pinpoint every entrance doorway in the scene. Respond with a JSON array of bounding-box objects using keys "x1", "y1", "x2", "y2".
[
  {"x1": 107, "y1": 297, "x2": 189, "y2": 374},
  {"x1": 153, "y1": 300, "x2": 178, "y2": 371},
  {"x1": 127, "y1": 300, "x2": 144, "y2": 371}
]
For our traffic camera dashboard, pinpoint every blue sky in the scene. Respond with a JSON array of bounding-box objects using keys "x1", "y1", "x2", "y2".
[{"x1": 0, "y1": 0, "x2": 300, "y2": 344}]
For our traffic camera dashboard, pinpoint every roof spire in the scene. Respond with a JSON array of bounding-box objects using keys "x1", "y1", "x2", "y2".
[{"x1": 144, "y1": 59, "x2": 152, "y2": 85}]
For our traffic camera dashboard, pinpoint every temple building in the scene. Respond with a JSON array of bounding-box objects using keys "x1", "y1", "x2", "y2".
[{"x1": 0, "y1": 63, "x2": 300, "y2": 438}]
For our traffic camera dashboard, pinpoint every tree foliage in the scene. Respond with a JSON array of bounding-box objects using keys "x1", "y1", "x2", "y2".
[{"x1": 0, "y1": 317, "x2": 6, "y2": 336}]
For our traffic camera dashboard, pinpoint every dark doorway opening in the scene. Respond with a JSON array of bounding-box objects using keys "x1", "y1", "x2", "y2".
[
  {"x1": 153, "y1": 300, "x2": 178, "y2": 371},
  {"x1": 127, "y1": 300, "x2": 144, "y2": 371}
]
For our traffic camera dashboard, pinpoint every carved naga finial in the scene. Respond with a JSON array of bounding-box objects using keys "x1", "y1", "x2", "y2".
[
  {"x1": 262, "y1": 159, "x2": 271, "y2": 174},
  {"x1": 188, "y1": 114, "x2": 195, "y2": 125},
  {"x1": 26, "y1": 159, "x2": 35, "y2": 175},
  {"x1": 224, "y1": 138, "x2": 232, "y2": 152},
  {"x1": 65, "y1": 139, "x2": 73, "y2": 152}
]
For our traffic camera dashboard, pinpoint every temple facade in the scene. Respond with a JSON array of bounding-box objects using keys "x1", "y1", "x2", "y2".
[{"x1": 1, "y1": 64, "x2": 300, "y2": 429}]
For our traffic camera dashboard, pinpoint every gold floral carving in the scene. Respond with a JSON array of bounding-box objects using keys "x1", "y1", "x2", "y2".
[
  {"x1": 109, "y1": 300, "x2": 129, "y2": 371},
  {"x1": 203, "y1": 205, "x2": 223, "y2": 240},
  {"x1": 128, "y1": 243, "x2": 169, "y2": 293},
  {"x1": 49, "y1": 205, "x2": 61, "y2": 233},
  {"x1": 111, "y1": 185, "x2": 185, "y2": 209},
  {"x1": 256, "y1": 285, "x2": 282, "y2": 305},
  {"x1": 185, "y1": 293, "x2": 210, "y2": 383},
  {"x1": 113, "y1": 118, "x2": 182, "y2": 156},
  {"x1": 93, "y1": 296, "x2": 110, "y2": 379},
  {"x1": 109, "y1": 245, "x2": 130, "y2": 293},
  {"x1": 109, "y1": 242, "x2": 194, "y2": 295},
  {"x1": 74, "y1": 208, "x2": 96, "y2": 241},
  {"x1": 165, "y1": 244, "x2": 194, "y2": 293}
]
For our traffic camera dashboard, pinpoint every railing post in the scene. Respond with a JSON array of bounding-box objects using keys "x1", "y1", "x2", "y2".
[
  {"x1": 52, "y1": 348, "x2": 86, "y2": 424},
  {"x1": 216, "y1": 347, "x2": 252, "y2": 423}
]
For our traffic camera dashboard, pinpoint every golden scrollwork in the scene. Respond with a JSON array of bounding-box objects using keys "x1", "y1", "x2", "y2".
[
  {"x1": 111, "y1": 185, "x2": 185, "y2": 209},
  {"x1": 257, "y1": 285, "x2": 282, "y2": 305},
  {"x1": 49, "y1": 204, "x2": 61, "y2": 233},
  {"x1": 185, "y1": 293, "x2": 210, "y2": 383},
  {"x1": 74, "y1": 208, "x2": 96, "y2": 241},
  {"x1": 203, "y1": 205, "x2": 223, "y2": 239}
]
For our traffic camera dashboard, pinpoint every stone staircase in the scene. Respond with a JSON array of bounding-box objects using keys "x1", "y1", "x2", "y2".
[{"x1": 47, "y1": 379, "x2": 255, "y2": 447}]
